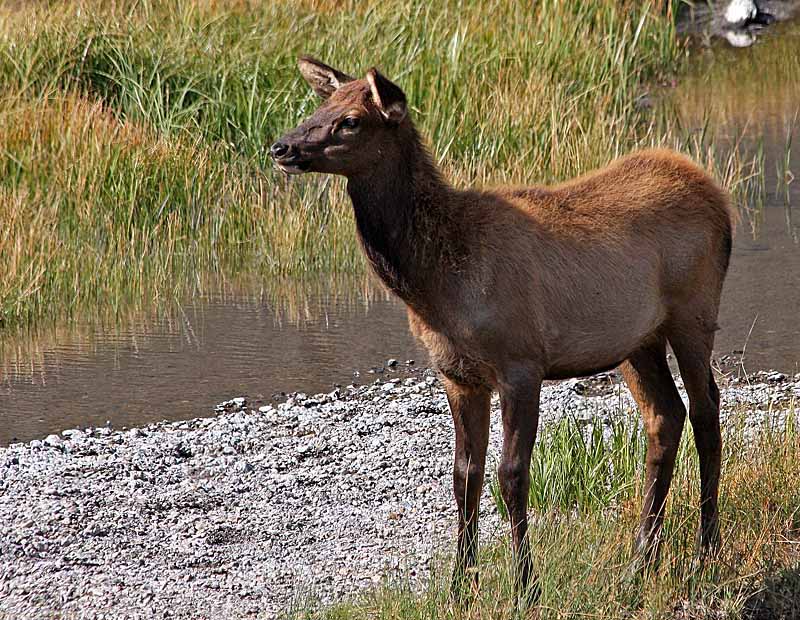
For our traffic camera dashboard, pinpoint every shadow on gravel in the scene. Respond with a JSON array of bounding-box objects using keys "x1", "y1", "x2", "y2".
[{"x1": 743, "y1": 564, "x2": 800, "y2": 619}]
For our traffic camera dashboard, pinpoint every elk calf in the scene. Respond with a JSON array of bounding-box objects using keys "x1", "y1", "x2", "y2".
[{"x1": 272, "y1": 57, "x2": 731, "y2": 600}]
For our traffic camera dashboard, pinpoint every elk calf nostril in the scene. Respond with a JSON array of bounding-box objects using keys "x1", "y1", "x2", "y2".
[{"x1": 270, "y1": 142, "x2": 290, "y2": 159}]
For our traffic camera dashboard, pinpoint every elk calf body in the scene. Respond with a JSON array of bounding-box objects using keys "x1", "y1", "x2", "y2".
[{"x1": 272, "y1": 57, "x2": 732, "y2": 599}]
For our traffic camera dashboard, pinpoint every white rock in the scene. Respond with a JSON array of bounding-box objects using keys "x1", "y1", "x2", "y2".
[
  {"x1": 82, "y1": 524, "x2": 108, "y2": 537},
  {"x1": 32, "y1": 540, "x2": 48, "y2": 552},
  {"x1": 724, "y1": 0, "x2": 758, "y2": 26},
  {"x1": 234, "y1": 460, "x2": 254, "y2": 474}
]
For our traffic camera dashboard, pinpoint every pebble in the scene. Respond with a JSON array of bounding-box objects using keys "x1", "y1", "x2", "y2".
[
  {"x1": 44, "y1": 434, "x2": 63, "y2": 447},
  {"x1": 234, "y1": 461, "x2": 254, "y2": 474},
  {"x1": 82, "y1": 524, "x2": 109, "y2": 538}
]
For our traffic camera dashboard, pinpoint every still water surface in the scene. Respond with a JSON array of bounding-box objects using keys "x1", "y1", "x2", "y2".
[
  {"x1": 0, "y1": 287, "x2": 426, "y2": 444},
  {"x1": 1, "y1": 31, "x2": 799, "y2": 445}
]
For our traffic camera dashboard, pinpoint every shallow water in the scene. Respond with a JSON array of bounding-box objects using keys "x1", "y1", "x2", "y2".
[
  {"x1": 677, "y1": 20, "x2": 800, "y2": 375},
  {"x1": 1, "y1": 27, "x2": 799, "y2": 445},
  {"x1": 0, "y1": 286, "x2": 426, "y2": 445},
  {"x1": 718, "y1": 195, "x2": 800, "y2": 372}
]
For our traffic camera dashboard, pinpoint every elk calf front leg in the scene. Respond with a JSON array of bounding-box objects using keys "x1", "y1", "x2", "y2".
[
  {"x1": 497, "y1": 371, "x2": 542, "y2": 602},
  {"x1": 445, "y1": 379, "x2": 491, "y2": 599}
]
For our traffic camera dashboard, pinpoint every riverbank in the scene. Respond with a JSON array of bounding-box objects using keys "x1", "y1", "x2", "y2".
[{"x1": 1, "y1": 369, "x2": 798, "y2": 619}]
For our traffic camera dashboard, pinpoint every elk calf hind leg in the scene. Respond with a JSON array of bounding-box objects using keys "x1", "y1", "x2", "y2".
[
  {"x1": 668, "y1": 329, "x2": 722, "y2": 554},
  {"x1": 620, "y1": 339, "x2": 687, "y2": 563},
  {"x1": 445, "y1": 379, "x2": 491, "y2": 599}
]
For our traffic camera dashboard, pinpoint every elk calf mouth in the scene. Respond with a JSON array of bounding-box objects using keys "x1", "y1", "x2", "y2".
[
  {"x1": 274, "y1": 159, "x2": 310, "y2": 174},
  {"x1": 274, "y1": 55, "x2": 732, "y2": 603}
]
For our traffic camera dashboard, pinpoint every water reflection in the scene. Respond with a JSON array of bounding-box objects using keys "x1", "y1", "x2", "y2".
[
  {"x1": 672, "y1": 21, "x2": 800, "y2": 375},
  {"x1": 0, "y1": 278, "x2": 426, "y2": 445}
]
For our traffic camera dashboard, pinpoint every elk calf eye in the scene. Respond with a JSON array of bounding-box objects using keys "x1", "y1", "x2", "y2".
[{"x1": 340, "y1": 117, "x2": 360, "y2": 130}]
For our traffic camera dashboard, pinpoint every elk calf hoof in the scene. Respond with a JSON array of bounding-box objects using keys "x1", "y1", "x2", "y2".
[
  {"x1": 695, "y1": 527, "x2": 722, "y2": 561},
  {"x1": 450, "y1": 567, "x2": 478, "y2": 608},
  {"x1": 516, "y1": 577, "x2": 541, "y2": 610}
]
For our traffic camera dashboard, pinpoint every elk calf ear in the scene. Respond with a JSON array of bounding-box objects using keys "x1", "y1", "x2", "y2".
[
  {"x1": 366, "y1": 68, "x2": 407, "y2": 125},
  {"x1": 297, "y1": 56, "x2": 354, "y2": 99}
]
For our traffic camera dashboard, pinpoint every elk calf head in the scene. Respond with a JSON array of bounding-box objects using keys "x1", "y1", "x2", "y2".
[{"x1": 270, "y1": 57, "x2": 408, "y2": 177}]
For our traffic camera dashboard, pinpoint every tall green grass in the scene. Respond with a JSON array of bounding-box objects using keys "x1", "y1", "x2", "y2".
[
  {"x1": 490, "y1": 416, "x2": 648, "y2": 517},
  {"x1": 0, "y1": 0, "x2": 770, "y2": 331},
  {"x1": 294, "y1": 407, "x2": 800, "y2": 619}
]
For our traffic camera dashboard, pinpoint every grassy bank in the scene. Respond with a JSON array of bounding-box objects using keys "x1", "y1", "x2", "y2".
[
  {"x1": 295, "y1": 409, "x2": 800, "y2": 619},
  {"x1": 0, "y1": 0, "x2": 737, "y2": 331}
]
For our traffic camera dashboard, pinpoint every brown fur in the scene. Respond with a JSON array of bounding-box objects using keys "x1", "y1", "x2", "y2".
[{"x1": 272, "y1": 58, "x2": 732, "y2": 600}]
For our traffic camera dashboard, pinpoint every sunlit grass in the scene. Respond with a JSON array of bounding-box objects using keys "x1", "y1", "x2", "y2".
[
  {"x1": 490, "y1": 416, "x2": 648, "y2": 517},
  {"x1": 0, "y1": 0, "x2": 674, "y2": 330}
]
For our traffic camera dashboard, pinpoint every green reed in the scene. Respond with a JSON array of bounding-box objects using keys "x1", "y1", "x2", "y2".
[{"x1": 0, "y1": 0, "x2": 770, "y2": 333}]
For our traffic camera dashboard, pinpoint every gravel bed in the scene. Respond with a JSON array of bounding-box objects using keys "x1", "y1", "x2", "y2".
[{"x1": 1, "y1": 369, "x2": 798, "y2": 619}]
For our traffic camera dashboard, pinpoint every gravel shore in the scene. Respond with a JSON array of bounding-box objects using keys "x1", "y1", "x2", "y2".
[{"x1": 1, "y1": 368, "x2": 798, "y2": 619}]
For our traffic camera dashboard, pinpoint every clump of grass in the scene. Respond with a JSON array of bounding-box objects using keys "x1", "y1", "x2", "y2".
[
  {"x1": 0, "y1": 0, "x2": 775, "y2": 332},
  {"x1": 490, "y1": 416, "x2": 647, "y2": 517},
  {"x1": 0, "y1": 93, "x2": 362, "y2": 329},
  {"x1": 293, "y1": 406, "x2": 800, "y2": 619}
]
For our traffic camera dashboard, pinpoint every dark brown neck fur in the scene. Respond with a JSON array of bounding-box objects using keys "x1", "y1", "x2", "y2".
[{"x1": 346, "y1": 123, "x2": 463, "y2": 313}]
